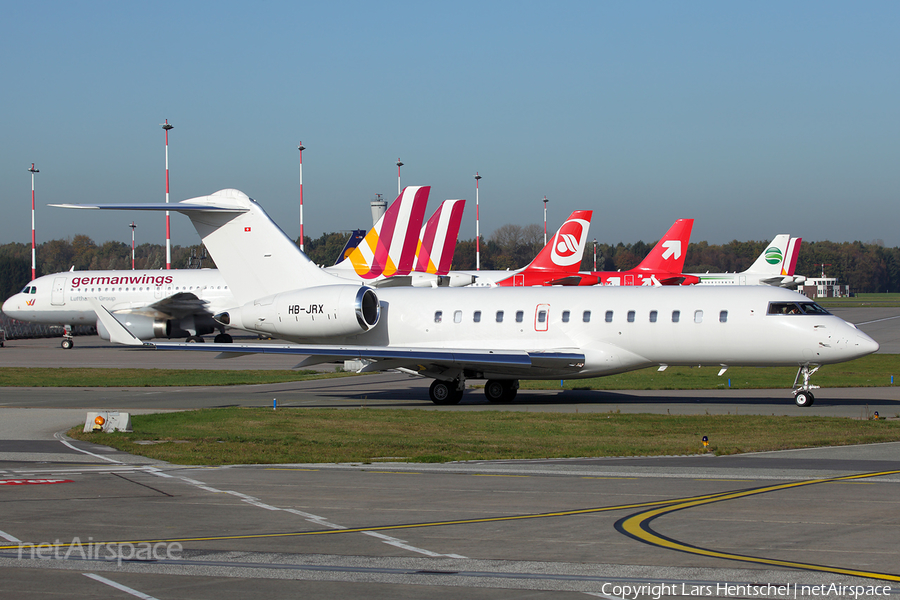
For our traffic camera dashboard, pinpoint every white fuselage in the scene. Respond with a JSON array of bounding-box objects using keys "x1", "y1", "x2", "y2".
[
  {"x1": 237, "y1": 285, "x2": 877, "y2": 380},
  {"x1": 693, "y1": 273, "x2": 802, "y2": 287},
  {"x1": 2, "y1": 270, "x2": 235, "y2": 326}
]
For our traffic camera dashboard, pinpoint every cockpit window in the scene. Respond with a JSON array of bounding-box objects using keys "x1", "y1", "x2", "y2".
[
  {"x1": 767, "y1": 301, "x2": 830, "y2": 315},
  {"x1": 21, "y1": 286, "x2": 30, "y2": 294},
  {"x1": 30, "y1": 287, "x2": 37, "y2": 294},
  {"x1": 798, "y1": 302, "x2": 830, "y2": 315}
]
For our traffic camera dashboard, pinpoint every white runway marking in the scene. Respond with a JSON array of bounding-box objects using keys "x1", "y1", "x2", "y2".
[
  {"x1": 54, "y1": 433, "x2": 123, "y2": 464},
  {"x1": 145, "y1": 468, "x2": 467, "y2": 559},
  {"x1": 0, "y1": 529, "x2": 22, "y2": 543},
  {"x1": 83, "y1": 573, "x2": 160, "y2": 599}
]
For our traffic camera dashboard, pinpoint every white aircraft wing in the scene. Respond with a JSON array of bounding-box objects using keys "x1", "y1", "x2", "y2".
[
  {"x1": 91, "y1": 299, "x2": 585, "y2": 376},
  {"x1": 115, "y1": 292, "x2": 210, "y2": 320}
]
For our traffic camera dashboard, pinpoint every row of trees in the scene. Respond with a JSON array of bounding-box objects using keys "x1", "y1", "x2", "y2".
[{"x1": 3, "y1": 231, "x2": 900, "y2": 302}]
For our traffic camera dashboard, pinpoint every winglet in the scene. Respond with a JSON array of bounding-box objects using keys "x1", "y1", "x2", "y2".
[{"x1": 88, "y1": 299, "x2": 146, "y2": 347}]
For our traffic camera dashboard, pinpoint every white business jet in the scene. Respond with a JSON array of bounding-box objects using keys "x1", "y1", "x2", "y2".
[
  {"x1": 3, "y1": 186, "x2": 465, "y2": 347},
  {"x1": 60, "y1": 189, "x2": 878, "y2": 407}
]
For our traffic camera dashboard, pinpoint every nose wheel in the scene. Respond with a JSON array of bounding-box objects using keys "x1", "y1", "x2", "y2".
[{"x1": 792, "y1": 364, "x2": 820, "y2": 407}]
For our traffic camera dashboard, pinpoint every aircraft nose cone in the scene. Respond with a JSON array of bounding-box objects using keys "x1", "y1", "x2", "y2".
[
  {"x1": 2, "y1": 296, "x2": 18, "y2": 316},
  {"x1": 857, "y1": 332, "x2": 880, "y2": 356}
]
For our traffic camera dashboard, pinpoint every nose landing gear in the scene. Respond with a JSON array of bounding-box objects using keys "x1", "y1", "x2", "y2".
[{"x1": 792, "y1": 364, "x2": 820, "y2": 407}]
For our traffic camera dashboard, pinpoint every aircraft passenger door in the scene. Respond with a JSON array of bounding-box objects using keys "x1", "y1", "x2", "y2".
[
  {"x1": 739, "y1": 275, "x2": 746, "y2": 285},
  {"x1": 154, "y1": 284, "x2": 163, "y2": 299},
  {"x1": 514, "y1": 274, "x2": 525, "y2": 287},
  {"x1": 624, "y1": 274, "x2": 634, "y2": 286},
  {"x1": 534, "y1": 304, "x2": 550, "y2": 332},
  {"x1": 51, "y1": 277, "x2": 66, "y2": 306}
]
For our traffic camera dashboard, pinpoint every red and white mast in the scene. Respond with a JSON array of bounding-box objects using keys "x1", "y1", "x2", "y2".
[
  {"x1": 542, "y1": 196, "x2": 549, "y2": 245},
  {"x1": 162, "y1": 119, "x2": 173, "y2": 269},
  {"x1": 396, "y1": 158, "x2": 403, "y2": 195},
  {"x1": 130, "y1": 222, "x2": 137, "y2": 270},
  {"x1": 28, "y1": 163, "x2": 39, "y2": 280},
  {"x1": 474, "y1": 172, "x2": 482, "y2": 270},
  {"x1": 298, "y1": 143, "x2": 305, "y2": 251}
]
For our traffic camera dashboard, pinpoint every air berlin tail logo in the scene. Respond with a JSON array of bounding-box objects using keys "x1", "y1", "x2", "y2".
[{"x1": 550, "y1": 219, "x2": 589, "y2": 267}]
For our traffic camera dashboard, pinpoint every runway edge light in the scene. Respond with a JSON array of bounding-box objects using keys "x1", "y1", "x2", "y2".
[{"x1": 83, "y1": 412, "x2": 132, "y2": 433}]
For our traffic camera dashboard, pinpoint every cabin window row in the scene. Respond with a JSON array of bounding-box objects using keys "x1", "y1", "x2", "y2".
[{"x1": 434, "y1": 309, "x2": 729, "y2": 324}]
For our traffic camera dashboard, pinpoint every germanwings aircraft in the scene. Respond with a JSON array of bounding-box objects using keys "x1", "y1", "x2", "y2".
[
  {"x1": 63, "y1": 188, "x2": 878, "y2": 408},
  {"x1": 2, "y1": 187, "x2": 466, "y2": 347},
  {"x1": 487, "y1": 218, "x2": 699, "y2": 287},
  {"x1": 691, "y1": 234, "x2": 806, "y2": 288}
]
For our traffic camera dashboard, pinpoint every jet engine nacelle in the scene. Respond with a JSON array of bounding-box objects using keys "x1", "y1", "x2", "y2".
[
  {"x1": 97, "y1": 313, "x2": 218, "y2": 341},
  {"x1": 216, "y1": 285, "x2": 380, "y2": 338},
  {"x1": 97, "y1": 314, "x2": 167, "y2": 341}
]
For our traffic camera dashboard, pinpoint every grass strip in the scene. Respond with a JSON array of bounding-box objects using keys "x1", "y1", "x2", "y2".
[
  {"x1": 67, "y1": 408, "x2": 900, "y2": 465},
  {"x1": 0, "y1": 368, "x2": 353, "y2": 387},
  {"x1": 523, "y1": 354, "x2": 899, "y2": 391}
]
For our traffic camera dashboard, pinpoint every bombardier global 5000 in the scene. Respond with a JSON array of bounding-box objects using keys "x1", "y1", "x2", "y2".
[{"x1": 60, "y1": 188, "x2": 878, "y2": 407}]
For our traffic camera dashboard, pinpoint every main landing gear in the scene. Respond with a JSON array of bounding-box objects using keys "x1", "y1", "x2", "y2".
[
  {"x1": 429, "y1": 380, "x2": 464, "y2": 405},
  {"x1": 792, "y1": 364, "x2": 820, "y2": 407},
  {"x1": 484, "y1": 379, "x2": 518, "y2": 403},
  {"x1": 428, "y1": 378, "x2": 522, "y2": 405}
]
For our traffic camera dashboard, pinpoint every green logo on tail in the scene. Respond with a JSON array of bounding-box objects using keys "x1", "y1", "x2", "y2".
[{"x1": 765, "y1": 247, "x2": 783, "y2": 265}]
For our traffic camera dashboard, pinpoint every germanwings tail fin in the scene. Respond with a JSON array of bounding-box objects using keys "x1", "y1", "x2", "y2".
[
  {"x1": 414, "y1": 199, "x2": 465, "y2": 274},
  {"x1": 785, "y1": 237, "x2": 802, "y2": 276},
  {"x1": 333, "y1": 186, "x2": 430, "y2": 279},
  {"x1": 634, "y1": 219, "x2": 693, "y2": 272},
  {"x1": 745, "y1": 234, "x2": 791, "y2": 274},
  {"x1": 53, "y1": 189, "x2": 343, "y2": 305},
  {"x1": 521, "y1": 210, "x2": 593, "y2": 272}
]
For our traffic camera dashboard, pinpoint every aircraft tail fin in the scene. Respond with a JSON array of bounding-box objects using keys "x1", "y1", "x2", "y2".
[
  {"x1": 54, "y1": 189, "x2": 343, "y2": 304},
  {"x1": 521, "y1": 210, "x2": 593, "y2": 272},
  {"x1": 414, "y1": 199, "x2": 466, "y2": 274},
  {"x1": 334, "y1": 229, "x2": 366, "y2": 266},
  {"x1": 785, "y1": 237, "x2": 802, "y2": 276},
  {"x1": 333, "y1": 186, "x2": 430, "y2": 279},
  {"x1": 745, "y1": 234, "x2": 791, "y2": 274},
  {"x1": 633, "y1": 219, "x2": 694, "y2": 272}
]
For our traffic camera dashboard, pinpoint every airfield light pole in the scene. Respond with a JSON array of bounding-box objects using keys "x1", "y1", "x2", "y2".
[
  {"x1": 162, "y1": 119, "x2": 173, "y2": 270},
  {"x1": 396, "y1": 159, "x2": 404, "y2": 195},
  {"x1": 130, "y1": 222, "x2": 137, "y2": 270},
  {"x1": 28, "y1": 163, "x2": 39, "y2": 280},
  {"x1": 298, "y1": 143, "x2": 306, "y2": 251},
  {"x1": 542, "y1": 196, "x2": 548, "y2": 245},
  {"x1": 593, "y1": 238, "x2": 597, "y2": 272},
  {"x1": 474, "y1": 172, "x2": 482, "y2": 270}
]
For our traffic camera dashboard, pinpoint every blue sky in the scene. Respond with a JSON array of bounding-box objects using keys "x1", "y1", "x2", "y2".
[{"x1": 2, "y1": 1, "x2": 898, "y2": 250}]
